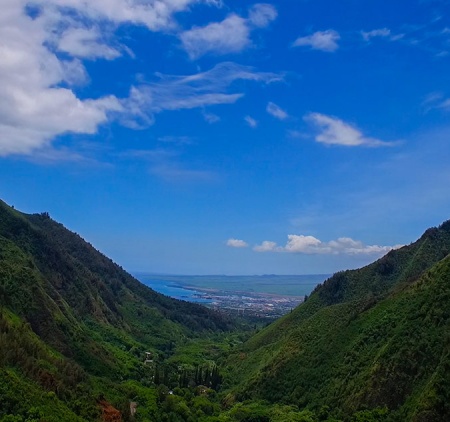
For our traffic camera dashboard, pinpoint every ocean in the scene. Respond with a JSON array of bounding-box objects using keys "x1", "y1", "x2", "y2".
[
  {"x1": 134, "y1": 274, "x2": 329, "y2": 303},
  {"x1": 134, "y1": 275, "x2": 213, "y2": 303}
]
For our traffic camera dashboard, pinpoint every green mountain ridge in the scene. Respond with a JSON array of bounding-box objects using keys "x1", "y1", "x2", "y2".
[
  {"x1": 0, "y1": 199, "x2": 237, "y2": 420},
  {"x1": 224, "y1": 220, "x2": 450, "y2": 421}
]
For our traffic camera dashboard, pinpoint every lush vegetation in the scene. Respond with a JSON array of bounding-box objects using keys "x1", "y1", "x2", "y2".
[
  {"x1": 224, "y1": 221, "x2": 450, "y2": 421},
  {"x1": 0, "y1": 200, "x2": 243, "y2": 421},
  {"x1": 1, "y1": 198, "x2": 450, "y2": 421}
]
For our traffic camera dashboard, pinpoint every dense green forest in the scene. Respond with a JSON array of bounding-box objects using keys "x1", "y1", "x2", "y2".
[
  {"x1": 1, "y1": 199, "x2": 449, "y2": 421},
  {"x1": 0, "y1": 199, "x2": 243, "y2": 421},
  {"x1": 224, "y1": 221, "x2": 450, "y2": 421}
]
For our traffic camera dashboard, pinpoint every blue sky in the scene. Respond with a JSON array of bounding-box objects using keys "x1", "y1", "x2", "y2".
[{"x1": 1, "y1": 0, "x2": 450, "y2": 275}]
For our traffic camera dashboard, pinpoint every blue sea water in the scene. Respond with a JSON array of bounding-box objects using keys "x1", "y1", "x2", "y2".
[{"x1": 135, "y1": 276, "x2": 212, "y2": 303}]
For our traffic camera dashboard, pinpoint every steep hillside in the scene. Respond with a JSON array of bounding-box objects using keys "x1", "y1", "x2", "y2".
[
  {"x1": 225, "y1": 221, "x2": 450, "y2": 421},
  {"x1": 0, "y1": 199, "x2": 235, "y2": 419}
]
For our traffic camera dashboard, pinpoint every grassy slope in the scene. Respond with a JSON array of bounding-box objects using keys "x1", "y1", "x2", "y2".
[{"x1": 225, "y1": 221, "x2": 450, "y2": 421}]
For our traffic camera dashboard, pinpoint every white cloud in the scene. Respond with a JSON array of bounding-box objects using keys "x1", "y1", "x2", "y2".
[
  {"x1": 245, "y1": 115, "x2": 258, "y2": 128},
  {"x1": 266, "y1": 102, "x2": 288, "y2": 120},
  {"x1": 180, "y1": 14, "x2": 250, "y2": 59},
  {"x1": 36, "y1": 0, "x2": 223, "y2": 60},
  {"x1": 304, "y1": 113, "x2": 392, "y2": 147},
  {"x1": 248, "y1": 3, "x2": 277, "y2": 28},
  {"x1": 0, "y1": 0, "x2": 224, "y2": 157},
  {"x1": 253, "y1": 240, "x2": 279, "y2": 252},
  {"x1": 57, "y1": 27, "x2": 121, "y2": 59},
  {"x1": 361, "y1": 28, "x2": 404, "y2": 43},
  {"x1": 0, "y1": 1, "x2": 281, "y2": 157},
  {"x1": 38, "y1": 0, "x2": 218, "y2": 32},
  {"x1": 254, "y1": 234, "x2": 402, "y2": 255},
  {"x1": 284, "y1": 235, "x2": 323, "y2": 253},
  {"x1": 60, "y1": 58, "x2": 89, "y2": 85},
  {"x1": 293, "y1": 30, "x2": 340, "y2": 52},
  {"x1": 0, "y1": 1, "x2": 125, "y2": 156},
  {"x1": 227, "y1": 238, "x2": 249, "y2": 248},
  {"x1": 0, "y1": 0, "x2": 279, "y2": 157},
  {"x1": 180, "y1": 4, "x2": 277, "y2": 59},
  {"x1": 361, "y1": 28, "x2": 392, "y2": 41}
]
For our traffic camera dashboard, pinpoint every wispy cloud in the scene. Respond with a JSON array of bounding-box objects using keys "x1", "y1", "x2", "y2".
[
  {"x1": 25, "y1": 146, "x2": 106, "y2": 167},
  {"x1": 56, "y1": 27, "x2": 122, "y2": 60},
  {"x1": 422, "y1": 91, "x2": 450, "y2": 111},
  {"x1": 123, "y1": 62, "x2": 282, "y2": 124},
  {"x1": 254, "y1": 234, "x2": 402, "y2": 255},
  {"x1": 203, "y1": 112, "x2": 221, "y2": 123},
  {"x1": 245, "y1": 115, "x2": 258, "y2": 128},
  {"x1": 287, "y1": 130, "x2": 308, "y2": 139},
  {"x1": 180, "y1": 4, "x2": 277, "y2": 59},
  {"x1": 304, "y1": 113, "x2": 393, "y2": 147},
  {"x1": 266, "y1": 102, "x2": 288, "y2": 120},
  {"x1": 360, "y1": 18, "x2": 450, "y2": 56},
  {"x1": 253, "y1": 241, "x2": 279, "y2": 252},
  {"x1": 293, "y1": 30, "x2": 340, "y2": 52},
  {"x1": 120, "y1": 148, "x2": 216, "y2": 183},
  {"x1": 361, "y1": 28, "x2": 392, "y2": 41},
  {"x1": 226, "y1": 238, "x2": 249, "y2": 248},
  {"x1": 438, "y1": 99, "x2": 450, "y2": 109},
  {"x1": 248, "y1": 3, "x2": 278, "y2": 28}
]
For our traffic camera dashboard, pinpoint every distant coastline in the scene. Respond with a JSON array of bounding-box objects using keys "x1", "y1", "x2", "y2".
[{"x1": 134, "y1": 273, "x2": 330, "y2": 301}]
